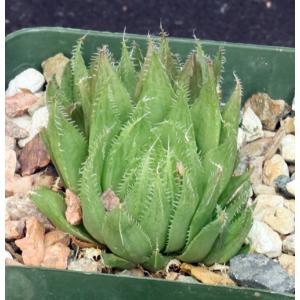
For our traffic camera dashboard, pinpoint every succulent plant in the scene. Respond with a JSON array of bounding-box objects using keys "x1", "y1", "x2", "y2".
[{"x1": 31, "y1": 32, "x2": 253, "y2": 271}]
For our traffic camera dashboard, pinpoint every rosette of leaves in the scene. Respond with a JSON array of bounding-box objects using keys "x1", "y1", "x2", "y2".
[{"x1": 31, "y1": 32, "x2": 253, "y2": 271}]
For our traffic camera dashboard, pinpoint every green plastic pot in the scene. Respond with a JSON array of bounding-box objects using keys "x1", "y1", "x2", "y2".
[{"x1": 5, "y1": 27, "x2": 295, "y2": 300}]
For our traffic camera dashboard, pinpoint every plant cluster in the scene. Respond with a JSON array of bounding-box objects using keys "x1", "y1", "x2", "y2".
[{"x1": 31, "y1": 31, "x2": 253, "y2": 271}]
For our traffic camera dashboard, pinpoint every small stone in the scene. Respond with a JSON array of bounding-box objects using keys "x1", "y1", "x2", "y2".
[
  {"x1": 278, "y1": 254, "x2": 295, "y2": 277},
  {"x1": 5, "y1": 118, "x2": 29, "y2": 139},
  {"x1": 248, "y1": 220, "x2": 282, "y2": 258},
  {"x1": 68, "y1": 257, "x2": 99, "y2": 272},
  {"x1": 233, "y1": 157, "x2": 249, "y2": 176},
  {"x1": 6, "y1": 68, "x2": 45, "y2": 96},
  {"x1": 5, "y1": 92, "x2": 39, "y2": 117},
  {"x1": 237, "y1": 128, "x2": 246, "y2": 149},
  {"x1": 177, "y1": 275, "x2": 200, "y2": 284},
  {"x1": 242, "y1": 107, "x2": 264, "y2": 142},
  {"x1": 253, "y1": 194, "x2": 284, "y2": 221},
  {"x1": 273, "y1": 175, "x2": 293, "y2": 198},
  {"x1": 5, "y1": 220, "x2": 25, "y2": 240},
  {"x1": 280, "y1": 134, "x2": 295, "y2": 162},
  {"x1": 102, "y1": 189, "x2": 121, "y2": 211},
  {"x1": 18, "y1": 134, "x2": 50, "y2": 176},
  {"x1": 284, "y1": 200, "x2": 295, "y2": 213},
  {"x1": 41, "y1": 242, "x2": 70, "y2": 269},
  {"x1": 5, "y1": 175, "x2": 34, "y2": 197},
  {"x1": 252, "y1": 184, "x2": 276, "y2": 195},
  {"x1": 18, "y1": 106, "x2": 49, "y2": 148},
  {"x1": 28, "y1": 92, "x2": 46, "y2": 116},
  {"x1": 280, "y1": 117, "x2": 295, "y2": 134},
  {"x1": 15, "y1": 217, "x2": 45, "y2": 266},
  {"x1": 65, "y1": 189, "x2": 82, "y2": 225},
  {"x1": 8, "y1": 115, "x2": 32, "y2": 138},
  {"x1": 5, "y1": 194, "x2": 53, "y2": 230},
  {"x1": 239, "y1": 137, "x2": 273, "y2": 159},
  {"x1": 166, "y1": 272, "x2": 180, "y2": 281},
  {"x1": 263, "y1": 207, "x2": 294, "y2": 235},
  {"x1": 282, "y1": 234, "x2": 295, "y2": 255},
  {"x1": 286, "y1": 180, "x2": 295, "y2": 197},
  {"x1": 263, "y1": 130, "x2": 276, "y2": 138},
  {"x1": 44, "y1": 230, "x2": 70, "y2": 247},
  {"x1": 5, "y1": 149, "x2": 17, "y2": 181},
  {"x1": 118, "y1": 268, "x2": 145, "y2": 277},
  {"x1": 249, "y1": 156, "x2": 264, "y2": 185},
  {"x1": 42, "y1": 53, "x2": 70, "y2": 85},
  {"x1": 263, "y1": 154, "x2": 289, "y2": 186},
  {"x1": 229, "y1": 254, "x2": 294, "y2": 294},
  {"x1": 6, "y1": 136, "x2": 16, "y2": 151},
  {"x1": 244, "y1": 93, "x2": 291, "y2": 131},
  {"x1": 263, "y1": 127, "x2": 286, "y2": 161}
]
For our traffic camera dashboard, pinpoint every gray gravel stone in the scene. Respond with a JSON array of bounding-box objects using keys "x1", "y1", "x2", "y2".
[
  {"x1": 229, "y1": 254, "x2": 294, "y2": 294},
  {"x1": 274, "y1": 175, "x2": 293, "y2": 199}
]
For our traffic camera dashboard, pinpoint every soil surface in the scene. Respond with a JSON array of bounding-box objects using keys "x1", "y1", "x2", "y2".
[{"x1": 5, "y1": 0, "x2": 294, "y2": 47}]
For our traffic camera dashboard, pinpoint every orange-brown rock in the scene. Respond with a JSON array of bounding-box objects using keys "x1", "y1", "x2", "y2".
[
  {"x1": 5, "y1": 118, "x2": 29, "y2": 138},
  {"x1": 5, "y1": 149, "x2": 17, "y2": 181},
  {"x1": 15, "y1": 217, "x2": 45, "y2": 266},
  {"x1": 41, "y1": 242, "x2": 70, "y2": 269},
  {"x1": 5, "y1": 174, "x2": 34, "y2": 197},
  {"x1": 18, "y1": 134, "x2": 50, "y2": 176},
  {"x1": 5, "y1": 220, "x2": 25, "y2": 240},
  {"x1": 102, "y1": 189, "x2": 120, "y2": 212},
  {"x1": 65, "y1": 189, "x2": 82, "y2": 225},
  {"x1": 5, "y1": 92, "x2": 39, "y2": 117},
  {"x1": 44, "y1": 230, "x2": 70, "y2": 248},
  {"x1": 244, "y1": 93, "x2": 291, "y2": 131}
]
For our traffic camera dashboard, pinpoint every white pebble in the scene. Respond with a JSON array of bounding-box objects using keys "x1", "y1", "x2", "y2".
[
  {"x1": 6, "y1": 68, "x2": 45, "y2": 96},
  {"x1": 286, "y1": 180, "x2": 295, "y2": 197},
  {"x1": 18, "y1": 106, "x2": 49, "y2": 148},
  {"x1": 242, "y1": 107, "x2": 264, "y2": 142},
  {"x1": 280, "y1": 134, "x2": 295, "y2": 162},
  {"x1": 237, "y1": 128, "x2": 246, "y2": 149},
  {"x1": 248, "y1": 220, "x2": 282, "y2": 258}
]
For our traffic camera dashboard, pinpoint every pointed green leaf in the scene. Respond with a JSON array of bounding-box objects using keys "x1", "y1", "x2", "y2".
[
  {"x1": 59, "y1": 61, "x2": 74, "y2": 107},
  {"x1": 218, "y1": 172, "x2": 250, "y2": 208},
  {"x1": 220, "y1": 77, "x2": 242, "y2": 144},
  {"x1": 102, "y1": 253, "x2": 136, "y2": 269},
  {"x1": 142, "y1": 251, "x2": 171, "y2": 272},
  {"x1": 136, "y1": 42, "x2": 174, "y2": 123},
  {"x1": 71, "y1": 37, "x2": 91, "y2": 133},
  {"x1": 30, "y1": 187, "x2": 96, "y2": 243},
  {"x1": 179, "y1": 212, "x2": 225, "y2": 262},
  {"x1": 45, "y1": 101, "x2": 88, "y2": 193},
  {"x1": 102, "y1": 208, "x2": 152, "y2": 264},
  {"x1": 159, "y1": 30, "x2": 178, "y2": 84},
  {"x1": 191, "y1": 63, "x2": 221, "y2": 154},
  {"x1": 118, "y1": 39, "x2": 137, "y2": 99},
  {"x1": 203, "y1": 207, "x2": 253, "y2": 265}
]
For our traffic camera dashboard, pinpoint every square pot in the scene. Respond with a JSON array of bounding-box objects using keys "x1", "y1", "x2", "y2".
[{"x1": 5, "y1": 27, "x2": 295, "y2": 300}]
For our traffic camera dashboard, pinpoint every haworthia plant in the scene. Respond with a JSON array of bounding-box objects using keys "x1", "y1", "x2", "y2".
[{"x1": 30, "y1": 32, "x2": 253, "y2": 272}]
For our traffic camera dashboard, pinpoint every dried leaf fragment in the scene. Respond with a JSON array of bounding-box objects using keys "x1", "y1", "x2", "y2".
[{"x1": 180, "y1": 263, "x2": 235, "y2": 286}]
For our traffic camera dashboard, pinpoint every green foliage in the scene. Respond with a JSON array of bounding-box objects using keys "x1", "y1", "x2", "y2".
[{"x1": 31, "y1": 32, "x2": 253, "y2": 271}]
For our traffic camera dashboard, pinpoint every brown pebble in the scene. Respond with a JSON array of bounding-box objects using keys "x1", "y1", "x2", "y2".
[
  {"x1": 6, "y1": 92, "x2": 39, "y2": 117},
  {"x1": 18, "y1": 134, "x2": 50, "y2": 176},
  {"x1": 65, "y1": 189, "x2": 82, "y2": 225},
  {"x1": 15, "y1": 217, "x2": 45, "y2": 266}
]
